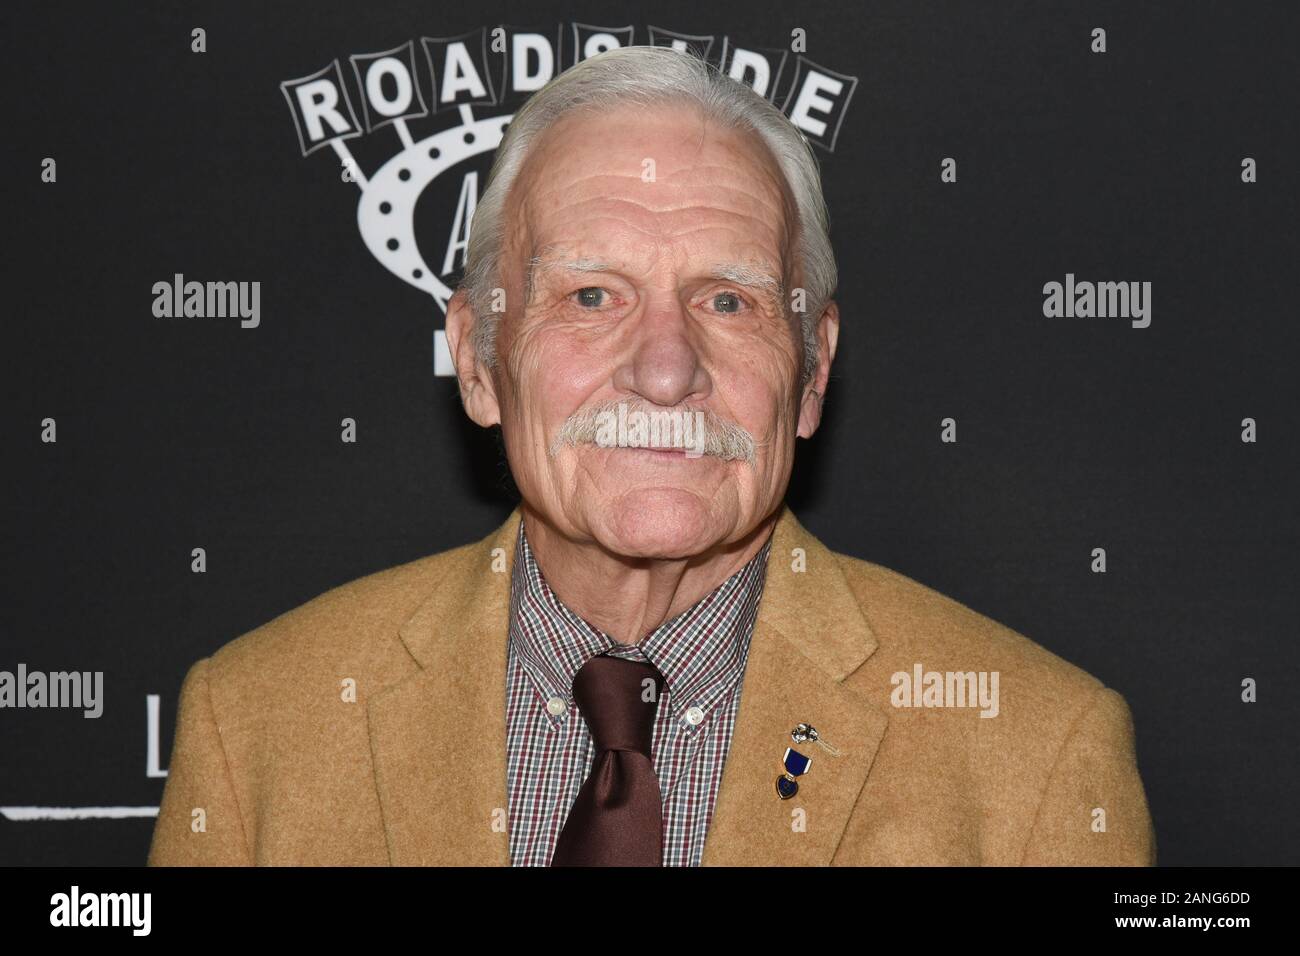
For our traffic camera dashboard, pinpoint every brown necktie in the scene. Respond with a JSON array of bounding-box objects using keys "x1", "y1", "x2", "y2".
[{"x1": 550, "y1": 654, "x2": 666, "y2": 866}]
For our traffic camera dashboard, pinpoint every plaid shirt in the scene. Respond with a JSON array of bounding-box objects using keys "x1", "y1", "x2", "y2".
[{"x1": 505, "y1": 519, "x2": 771, "y2": 866}]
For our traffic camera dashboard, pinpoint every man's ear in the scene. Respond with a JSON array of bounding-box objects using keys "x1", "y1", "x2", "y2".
[
  {"x1": 444, "y1": 288, "x2": 502, "y2": 428},
  {"x1": 797, "y1": 299, "x2": 839, "y2": 439}
]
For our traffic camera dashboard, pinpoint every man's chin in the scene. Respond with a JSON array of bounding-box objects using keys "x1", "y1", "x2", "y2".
[{"x1": 590, "y1": 488, "x2": 728, "y2": 560}]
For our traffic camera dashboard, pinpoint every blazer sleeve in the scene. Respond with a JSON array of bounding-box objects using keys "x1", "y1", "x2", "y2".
[
  {"x1": 147, "y1": 657, "x2": 254, "y2": 866},
  {"x1": 1019, "y1": 686, "x2": 1157, "y2": 866}
]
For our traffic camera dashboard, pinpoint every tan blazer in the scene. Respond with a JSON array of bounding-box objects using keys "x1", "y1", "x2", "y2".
[{"x1": 147, "y1": 505, "x2": 1155, "y2": 866}]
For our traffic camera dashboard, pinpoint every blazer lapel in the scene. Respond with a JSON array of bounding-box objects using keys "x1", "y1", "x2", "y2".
[
  {"x1": 367, "y1": 509, "x2": 523, "y2": 866},
  {"x1": 700, "y1": 507, "x2": 891, "y2": 866}
]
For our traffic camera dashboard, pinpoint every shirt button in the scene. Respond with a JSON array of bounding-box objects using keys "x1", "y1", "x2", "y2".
[
  {"x1": 546, "y1": 696, "x2": 567, "y2": 716},
  {"x1": 685, "y1": 705, "x2": 705, "y2": 726}
]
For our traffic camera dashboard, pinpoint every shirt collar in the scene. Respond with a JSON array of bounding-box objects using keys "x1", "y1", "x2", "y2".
[{"x1": 508, "y1": 517, "x2": 771, "y2": 730}]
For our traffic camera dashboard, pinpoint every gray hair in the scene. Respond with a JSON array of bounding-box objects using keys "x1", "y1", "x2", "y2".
[
  {"x1": 549, "y1": 397, "x2": 758, "y2": 464},
  {"x1": 460, "y1": 45, "x2": 836, "y2": 387}
]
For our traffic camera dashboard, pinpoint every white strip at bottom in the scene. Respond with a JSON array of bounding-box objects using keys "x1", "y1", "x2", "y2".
[{"x1": 1, "y1": 806, "x2": 159, "y2": 820}]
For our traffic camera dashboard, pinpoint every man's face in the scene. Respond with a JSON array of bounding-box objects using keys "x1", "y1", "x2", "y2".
[{"x1": 450, "y1": 102, "x2": 837, "y2": 560}]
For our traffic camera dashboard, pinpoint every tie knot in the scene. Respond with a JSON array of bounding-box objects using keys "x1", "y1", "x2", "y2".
[{"x1": 571, "y1": 654, "x2": 665, "y2": 756}]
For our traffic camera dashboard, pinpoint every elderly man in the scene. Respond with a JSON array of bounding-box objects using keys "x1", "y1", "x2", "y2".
[{"x1": 148, "y1": 46, "x2": 1155, "y2": 866}]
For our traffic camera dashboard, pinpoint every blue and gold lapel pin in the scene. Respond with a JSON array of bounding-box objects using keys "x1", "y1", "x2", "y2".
[
  {"x1": 776, "y1": 723, "x2": 844, "y2": 800},
  {"x1": 775, "y1": 746, "x2": 811, "y2": 799}
]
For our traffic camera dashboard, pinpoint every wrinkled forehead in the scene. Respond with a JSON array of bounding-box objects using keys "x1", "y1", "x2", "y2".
[{"x1": 503, "y1": 100, "x2": 800, "y2": 279}]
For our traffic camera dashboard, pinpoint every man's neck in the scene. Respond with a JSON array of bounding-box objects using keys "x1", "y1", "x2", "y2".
[{"x1": 520, "y1": 504, "x2": 780, "y2": 644}]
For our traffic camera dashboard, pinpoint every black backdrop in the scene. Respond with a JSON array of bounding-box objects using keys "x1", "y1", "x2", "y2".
[{"x1": 2, "y1": 0, "x2": 1297, "y2": 866}]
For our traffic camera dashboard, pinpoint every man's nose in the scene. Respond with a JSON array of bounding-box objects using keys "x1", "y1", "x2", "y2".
[{"x1": 611, "y1": 299, "x2": 711, "y2": 406}]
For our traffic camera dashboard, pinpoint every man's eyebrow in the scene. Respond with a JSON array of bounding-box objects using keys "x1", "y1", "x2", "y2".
[
  {"x1": 708, "y1": 262, "x2": 786, "y2": 310},
  {"x1": 524, "y1": 251, "x2": 611, "y2": 304}
]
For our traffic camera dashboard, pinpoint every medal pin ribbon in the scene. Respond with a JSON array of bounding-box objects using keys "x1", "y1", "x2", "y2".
[{"x1": 775, "y1": 723, "x2": 843, "y2": 799}]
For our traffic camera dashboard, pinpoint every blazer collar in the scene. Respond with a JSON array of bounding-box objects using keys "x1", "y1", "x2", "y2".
[{"x1": 367, "y1": 503, "x2": 890, "y2": 865}]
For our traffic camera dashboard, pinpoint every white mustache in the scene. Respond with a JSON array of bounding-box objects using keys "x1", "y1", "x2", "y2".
[{"x1": 549, "y1": 399, "x2": 757, "y2": 464}]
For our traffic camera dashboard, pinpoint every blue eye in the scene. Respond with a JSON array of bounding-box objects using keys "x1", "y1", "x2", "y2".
[
  {"x1": 712, "y1": 291, "x2": 743, "y2": 313},
  {"x1": 575, "y1": 287, "x2": 606, "y2": 308}
]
